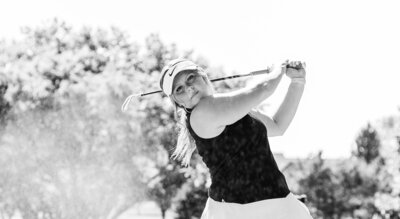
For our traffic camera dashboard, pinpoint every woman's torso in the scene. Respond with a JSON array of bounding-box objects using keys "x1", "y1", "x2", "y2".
[{"x1": 187, "y1": 112, "x2": 290, "y2": 204}]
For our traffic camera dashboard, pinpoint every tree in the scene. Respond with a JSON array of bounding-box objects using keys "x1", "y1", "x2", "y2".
[
  {"x1": 373, "y1": 115, "x2": 400, "y2": 218},
  {"x1": 0, "y1": 19, "x2": 172, "y2": 219},
  {"x1": 354, "y1": 123, "x2": 381, "y2": 164},
  {"x1": 139, "y1": 100, "x2": 188, "y2": 219},
  {"x1": 298, "y1": 152, "x2": 338, "y2": 218},
  {"x1": 147, "y1": 163, "x2": 187, "y2": 219},
  {"x1": 135, "y1": 35, "x2": 190, "y2": 219},
  {"x1": 298, "y1": 152, "x2": 381, "y2": 219},
  {"x1": 174, "y1": 180, "x2": 208, "y2": 219},
  {"x1": 0, "y1": 97, "x2": 148, "y2": 219},
  {"x1": 397, "y1": 135, "x2": 400, "y2": 154}
]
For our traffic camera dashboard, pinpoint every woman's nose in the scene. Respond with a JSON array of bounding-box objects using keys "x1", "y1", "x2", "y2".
[{"x1": 186, "y1": 86, "x2": 195, "y2": 95}]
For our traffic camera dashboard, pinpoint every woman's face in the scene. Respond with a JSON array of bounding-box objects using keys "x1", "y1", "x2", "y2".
[{"x1": 172, "y1": 70, "x2": 212, "y2": 109}]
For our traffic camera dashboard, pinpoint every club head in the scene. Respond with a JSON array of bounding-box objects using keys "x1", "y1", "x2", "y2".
[{"x1": 121, "y1": 93, "x2": 141, "y2": 112}]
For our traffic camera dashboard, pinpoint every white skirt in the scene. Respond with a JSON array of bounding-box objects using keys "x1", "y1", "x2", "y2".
[{"x1": 201, "y1": 193, "x2": 313, "y2": 219}]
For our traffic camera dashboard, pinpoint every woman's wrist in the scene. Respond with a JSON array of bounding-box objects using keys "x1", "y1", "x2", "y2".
[{"x1": 290, "y1": 77, "x2": 306, "y2": 84}]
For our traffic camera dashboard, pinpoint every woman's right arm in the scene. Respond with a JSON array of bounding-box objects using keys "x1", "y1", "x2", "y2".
[{"x1": 191, "y1": 63, "x2": 286, "y2": 136}]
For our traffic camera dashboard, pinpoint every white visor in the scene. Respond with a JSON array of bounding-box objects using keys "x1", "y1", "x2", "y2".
[{"x1": 160, "y1": 59, "x2": 199, "y2": 96}]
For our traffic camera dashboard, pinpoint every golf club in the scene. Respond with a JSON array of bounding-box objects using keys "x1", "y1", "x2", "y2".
[{"x1": 121, "y1": 63, "x2": 304, "y2": 112}]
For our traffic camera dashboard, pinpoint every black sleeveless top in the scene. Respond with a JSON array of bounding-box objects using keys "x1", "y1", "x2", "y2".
[{"x1": 186, "y1": 112, "x2": 290, "y2": 204}]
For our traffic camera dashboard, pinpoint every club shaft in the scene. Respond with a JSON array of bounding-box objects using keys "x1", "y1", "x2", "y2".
[
  {"x1": 140, "y1": 69, "x2": 271, "y2": 97},
  {"x1": 210, "y1": 69, "x2": 269, "y2": 82}
]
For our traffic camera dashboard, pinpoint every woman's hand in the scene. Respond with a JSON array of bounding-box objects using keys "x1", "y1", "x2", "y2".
[{"x1": 286, "y1": 61, "x2": 306, "y2": 79}]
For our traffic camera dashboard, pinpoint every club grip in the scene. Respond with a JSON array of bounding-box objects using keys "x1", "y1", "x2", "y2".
[{"x1": 250, "y1": 69, "x2": 272, "y2": 76}]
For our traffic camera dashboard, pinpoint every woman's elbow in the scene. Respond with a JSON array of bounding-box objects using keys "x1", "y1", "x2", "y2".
[
  {"x1": 267, "y1": 125, "x2": 285, "y2": 137},
  {"x1": 276, "y1": 124, "x2": 288, "y2": 136}
]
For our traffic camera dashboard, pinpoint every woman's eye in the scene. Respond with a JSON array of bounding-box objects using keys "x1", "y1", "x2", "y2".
[
  {"x1": 187, "y1": 74, "x2": 195, "y2": 83},
  {"x1": 175, "y1": 86, "x2": 183, "y2": 94}
]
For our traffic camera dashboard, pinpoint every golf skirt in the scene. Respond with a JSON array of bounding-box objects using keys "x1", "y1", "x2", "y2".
[{"x1": 200, "y1": 193, "x2": 313, "y2": 219}]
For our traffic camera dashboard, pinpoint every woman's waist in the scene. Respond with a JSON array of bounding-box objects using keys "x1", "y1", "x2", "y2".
[
  {"x1": 209, "y1": 192, "x2": 295, "y2": 205},
  {"x1": 209, "y1": 163, "x2": 287, "y2": 186},
  {"x1": 208, "y1": 182, "x2": 290, "y2": 204}
]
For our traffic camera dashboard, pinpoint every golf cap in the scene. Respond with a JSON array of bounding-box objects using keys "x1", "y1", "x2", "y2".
[{"x1": 160, "y1": 58, "x2": 199, "y2": 96}]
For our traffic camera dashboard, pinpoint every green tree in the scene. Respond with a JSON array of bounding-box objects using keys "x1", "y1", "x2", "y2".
[
  {"x1": 354, "y1": 123, "x2": 381, "y2": 164},
  {"x1": 136, "y1": 35, "x2": 189, "y2": 219},
  {"x1": 174, "y1": 181, "x2": 208, "y2": 219},
  {"x1": 298, "y1": 153, "x2": 338, "y2": 218},
  {"x1": 0, "y1": 96, "x2": 148, "y2": 219},
  {"x1": 0, "y1": 19, "x2": 175, "y2": 219},
  {"x1": 397, "y1": 136, "x2": 400, "y2": 154},
  {"x1": 373, "y1": 115, "x2": 400, "y2": 218},
  {"x1": 0, "y1": 75, "x2": 10, "y2": 125},
  {"x1": 298, "y1": 152, "x2": 380, "y2": 219},
  {"x1": 140, "y1": 101, "x2": 188, "y2": 219}
]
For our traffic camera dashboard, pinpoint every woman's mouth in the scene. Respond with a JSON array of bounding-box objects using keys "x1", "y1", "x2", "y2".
[{"x1": 191, "y1": 91, "x2": 199, "y2": 100}]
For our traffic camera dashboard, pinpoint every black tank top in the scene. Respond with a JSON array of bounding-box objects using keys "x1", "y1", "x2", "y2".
[{"x1": 186, "y1": 112, "x2": 290, "y2": 204}]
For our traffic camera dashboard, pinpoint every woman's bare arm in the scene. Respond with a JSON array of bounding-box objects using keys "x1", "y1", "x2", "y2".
[
  {"x1": 272, "y1": 80, "x2": 305, "y2": 134},
  {"x1": 191, "y1": 62, "x2": 287, "y2": 138},
  {"x1": 250, "y1": 61, "x2": 306, "y2": 136}
]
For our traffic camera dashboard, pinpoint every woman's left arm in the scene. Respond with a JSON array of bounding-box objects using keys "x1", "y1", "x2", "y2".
[
  {"x1": 251, "y1": 61, "x2": 306, "y2": 136},
  {"x1": 272, "y1": 61, "x2": 306, "y2": 135}
]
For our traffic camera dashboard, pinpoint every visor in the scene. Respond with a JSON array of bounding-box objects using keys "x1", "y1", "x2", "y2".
[{"x1": 160, "y1": 59, "x2": 199, "y2": 96}]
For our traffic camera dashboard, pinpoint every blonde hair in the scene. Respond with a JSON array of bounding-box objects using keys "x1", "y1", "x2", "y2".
[
  {"x1": 171, "y1": 101, "x2": 197, "y2": 166},
  {"x1": 169, "y1": 70, "x2": 213, "y2": 166}
]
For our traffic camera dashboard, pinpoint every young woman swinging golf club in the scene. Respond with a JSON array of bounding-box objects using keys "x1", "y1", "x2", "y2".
[{"x1": 158, "y1": 58, "x2": 312, "y2": 219}]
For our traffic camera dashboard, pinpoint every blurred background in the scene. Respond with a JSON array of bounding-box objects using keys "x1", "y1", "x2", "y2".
[{"x1": 0, "y1": 0, "x2": 399, "y2": 218}]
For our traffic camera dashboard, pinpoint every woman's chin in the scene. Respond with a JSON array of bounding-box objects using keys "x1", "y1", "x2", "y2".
[{"x1": 190, "y1": 96, "x2": 201, "y2": 108}]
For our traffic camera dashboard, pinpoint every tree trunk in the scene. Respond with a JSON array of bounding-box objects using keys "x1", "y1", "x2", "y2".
[{"x1": 161, "y1": 209, "x2": 166, "y2": 219}]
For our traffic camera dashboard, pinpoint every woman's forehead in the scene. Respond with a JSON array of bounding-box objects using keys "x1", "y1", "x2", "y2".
[{"x1": 173, "y1": 71, "x2": 193, "y2": 87}]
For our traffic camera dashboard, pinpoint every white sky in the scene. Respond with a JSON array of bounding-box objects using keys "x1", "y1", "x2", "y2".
[{"x1": 2, "y1": 0, "x2": 399, "y2": 158}]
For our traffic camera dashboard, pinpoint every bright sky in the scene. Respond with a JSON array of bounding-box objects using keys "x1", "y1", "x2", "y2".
[{"x1": 2, "y1": 0, "x2": 399, "y2": 158}]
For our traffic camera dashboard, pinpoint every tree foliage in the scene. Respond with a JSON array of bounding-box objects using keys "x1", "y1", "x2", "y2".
[
  {"x1": 354, "y1": 123, "x2": 381, "y2": 164},
  {"x1": 373, "y1": 115, "x2": 400, "y2": 218},
  {"x1": 0, "y1": 97, "x2": 147, "y2": 219},
  {"x1": 174, "y1": 181, "x2": 208, "y2": 219},
  {"x1": 297, "y1": 153, "x2": 381, "y2": 219},
  {"x1": 0, "y1": 19, "x2": 196, "y2": 219},
  {"x1": 295, "y1": 115, "x2": 400, "y2": 219},
  {"x1": 0, "y1": 19, "x2": 146, "y2": 219}
]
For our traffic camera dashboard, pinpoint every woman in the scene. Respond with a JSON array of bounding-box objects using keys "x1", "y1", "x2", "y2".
[{"x1": 159, "y1": 58, "x2": 312, "y2": 219}]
